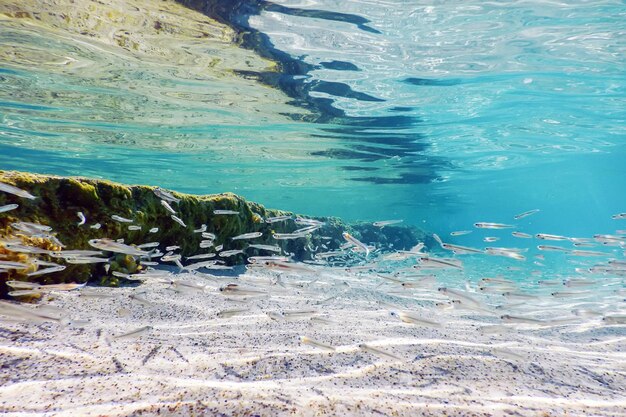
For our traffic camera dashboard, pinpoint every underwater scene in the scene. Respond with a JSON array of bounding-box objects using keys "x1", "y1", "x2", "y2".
[{"x1": 0, "y1": 1, "x2": 624, "y2": 416}]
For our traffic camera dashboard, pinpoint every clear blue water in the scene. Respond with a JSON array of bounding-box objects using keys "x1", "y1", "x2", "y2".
[{"x1": 1, "y1": 0, "x2": 625, "y2": 241}]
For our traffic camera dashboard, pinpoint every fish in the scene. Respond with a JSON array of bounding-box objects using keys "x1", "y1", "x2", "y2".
[
  {"x1": 6, "y1": 281, "x2": 39, "y2": 289},
  {"x1": 0, "y1": 260, "x2": 31, "y2": 270},
  {"x1": 602, "y1": 315, "x2": 626, "y2": 324},
  {"x1": 186, "y1": 253, "x2": 215, "y2": 260},
  {"x1": 474, "y1": 222, "x2": 514, "y2": 229},
  {"x1": 571, "y1": 250, "x2": 607, "y2": 257},
  {"x1": 113, "y1": 325, "x2": 153, "y2": 340},
  {"x1": 300, "y1": 336, "x2": 336, "y2": 352},
  {"x1": 11, "y1": 221, "x2": 52, "y2": 235},
  {"x1": 450, "y1": 230, "x2": 472, "y2": 236},
  {"x1": 0, "y1": 203, "x2": 19, "y2": 213},
  {"x1": 214, "y1": 209, "x2": 239, "y2": 215},
  {"x1": 88, "y1": 238, "x2": 149, "y2": 256},
  {"x1": 231, "y1": 232, "x2": 263, "y2": 240},
  {"x1": 512, "y1": 231, "x2": 532, "y2": 238},
  {"x1": 64, "y1": 256, "x2": 111, "y2": 264},
  {"x1": 128, "y1": 225, "x2": 142, "y2": 231},
  {"x1": 160, "y1": 199, "x2": 176, "y2": 215},
  {"x1": 273, "y1": 232, "x2": 307, "y2": 240},
  {"x1": 201, "y1": 232, "x2": 217, "y2": 240},
  {"x1": 140, "y1": 261, "x2": 159, "y2": 266},
  {"x1": 149, "y1": 227, "x2": 159, "y2": 233},
  {"x1": 194, "y1": 224, "x2": 207, "y2": 233},
  {"x1": 219, "y1": 249, "x2": 244, "y2": 257},
  {"x1": 537, "y1": 245, "x2": 571, "y2": 252},
  {"x1": 137, "y1": 242, "x2": 160, "y2": 249},
  {"x1": 611, "y1": 213, "x2": 626, "y2": 220},
  {"x1": 171, "y1": 280, "x2": 206, "y2": 292},
  {"x1": 514, "y1": 209, "x2": 540, "y2": 220},
  {"x1": 153, "y1": 187, "x2": 180, "y2": 203},
  {"x1": 484, "y1": 248, "x2": 526, "y2": 260},
  {"x1": 441, "y1": 243, "x2": 483, "y2": 254},
  {"x1": 219, "y1": 283, "x2": 267, "y2": 296},
  {"x1": 8, "y1": 290, "x2": 42, "y2": 298},
  {"x1": 165, "y1": 245, "x2": 180, "y2": 251},
  {"x1": 391, "y1": 311, "x2": 440, "y2": 327},
  {"x1": 26, "y1": 265, "x2": 66, "y2": 276},
  {"x1": 0, "y1": 181, "x2": 37, "y2": 200},
  {"x1": 484, "y1": 237, "x2": 500, "y2": 243},
  {"x1": 171, "y1": 215, "x2": 186, "y2": 227},
  {"x1": 111, "y1": 214, "x2": 133, "y2": 223},
  {"x1": 0, "y1": 301, "x2": 64, "y2": 323},
  {"x1": 373, "y1": 219, "x2": 403, "y2": 227},
  {"x1": 358, "y1": 343, "x2": 402, "y2": 361},
  {"x1": 76, "y1": 211, "x2": 86, "y2": 226},
  {"x1": 500, "y1": 314, "x2": 544, "y2": 325},
  {"x1": 214, "y1": 244, "x2": 223, "y2": 251},
  {"x1": 161, "y1": 253, "x2": 181, "y2": 262},
  {"x1": 265, "y1": 215, "x2": 293, "y2": 223},
  {"x1": 199, "y1": 240, "x2": 214, "y2": 248},
  {"x1": 217, "y1": 308, "x2": 250, "y2": 318},
  {"x1": 536, "y1": 233, "x2": 569, "y2": 241},
  {"x1": 294, "y1": 218, "x2": 325, "y2": 226},
  {"x1": 248, "y1": 244, "x2": 281, "y2": 253},
  {"x1": 342, "y1": 232, "x2": 370, "y2": 257},
  {"x1": 183, "y1": 260, "x2": 219, "y2": 271},
  {"x1": 90, "y1": 223, "x2": 102, "y2": 230},
  {"x1": 419, "y1": 257, "x2": 463, "y2": 269},
  {"x1": 438, "y1": 287, "x2": 483, "y2": 308}
]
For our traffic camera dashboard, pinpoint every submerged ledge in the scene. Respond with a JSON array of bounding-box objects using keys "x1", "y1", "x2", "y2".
[{"x1": 0, "y1": 170, "x2": 432, "y2": 298}]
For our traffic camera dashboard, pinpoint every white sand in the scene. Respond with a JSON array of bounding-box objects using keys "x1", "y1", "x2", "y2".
[{"x1": 0, "y1": 267, "x2": 625, "y2": 416}]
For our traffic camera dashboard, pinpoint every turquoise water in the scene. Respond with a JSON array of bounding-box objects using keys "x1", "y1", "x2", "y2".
[{"x1": 1, "y1": 0, "x2": 625, "y2": 240}]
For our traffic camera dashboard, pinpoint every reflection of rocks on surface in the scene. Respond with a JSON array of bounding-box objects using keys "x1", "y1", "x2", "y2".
[{"x1": 0, "y1": 170, "x2": 432, "y2": 298}]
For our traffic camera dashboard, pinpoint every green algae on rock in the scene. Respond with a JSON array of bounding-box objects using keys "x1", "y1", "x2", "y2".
[{"x1": 0, "y1": 170, "x2": 433, "y2": 299}]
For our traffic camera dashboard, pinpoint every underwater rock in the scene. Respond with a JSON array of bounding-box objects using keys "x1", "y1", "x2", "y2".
[{"x1": 0, "y1": 170, "x2": 432, "y2": 298}]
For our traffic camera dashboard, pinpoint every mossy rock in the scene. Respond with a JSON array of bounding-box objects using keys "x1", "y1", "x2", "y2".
[{"x1": 1, "y1": 170, "x2": 432, "y2": 299}]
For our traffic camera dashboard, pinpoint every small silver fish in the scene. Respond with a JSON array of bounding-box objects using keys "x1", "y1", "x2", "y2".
[
  {"x1": 300, "y1": 336, "x2": 336, "y2": 352},
  {"x1": 602, "y1": 315, "x2": 626, "y2": 324},
  {"x1": 219, "y1": 283, "x2": 266, "y2": 296},
  {"x1": 128, "y1": 225, "x2": 142, "y2": 231},
  {"x1": 231, "y1": 232, "x2": 263, "y2": 240},
  {"x1": 441, "y1": 243, "x2": 483, "y2": 254},
  {"x1": 536, "y1": 233, "x2": 569, "y2": 241},
  {"x1": 194, "y1": 224, "x2": 207, "y2": 233},
  {"x1": 611, "y1": 213, "x2": 626, "y2": 220},
  {"x1": 217, "y1": 308, "x2": 250, "y2": 318},
  {"x1": 111, "y1": 214, "x2": 133, "y2": 223},
  {"x1": 171, "y1": 215, "x2": 186, "y2": 227},
  {"x1": 450, "y1": 230, "x2": 472, "y2": 236},
  {"x1": 149, "y1": 227, "x2": 159, "y2": 233},
  {"x1": 265, "y1": 215, "x2": 293, "y2": 223},
  {"x1": 342, "y1": 232, "x2": 370, "y2": 257},
  {"x1": 392, "y1": 311, "x2": 440, "y2": 327},
  {"x1": 90, "y1": 223, "x2": 101, "y2": 230},
  {"x1": 202, "y1": 232, "x2": 217, "y2": 240},
  {"x1": 0, "y1": 260, "x2": 31, "y2": 270},
  {"x1": 160, "y1": 199, "x2": 176, "y2": 215},
  {"x1": 153, "y1": 187, "x2": 180, "y2": 203},
  {"x1": 27, "y1": 265, "x2": 66, "y2": 276},
  {"x1": 219, "y1": 249, "x2": 244, "y2": 257},
  {"x1": 484, "y1": 237, "x2": 500, "y2": 243},
  {"x1": 511, "y1": 231, "x2": 532, "y2": 238},
  {"x1": 0, "y1": 203, "x2": 19, "y2": 213},
  {"x1": 113, "y1": 325, "x2": 153, "y2": 340},
  {"x1": 358, "y1": 343, "x2": 402, "y2": 361},
  {"x1": 214, "y1": 244, "x2": 223, "y2": 251},
  {"x1": 474, "y1": 222, "x2": 514, "y2": 229},
  {"x1": 373, "y1": 219, "x2": 403, "y2": 227},
  {"x1": 186, "y1": 253, "x2": 215, "y2": 260},
  {"x1": 514, "y1": 209, "x2": 540, "y2": 220},
  {"x1": 214, "y1": 209, "x2": 239, "y2": 215},
  {"x1": 0, "y1": 181, "x2": 37, "y2": 200},
  {"x1": 199, "y1": 240, "x2": 214, "y2": 248},
  {"x1": 248, "y1": 244, "x2": 281, "y2": 253},
  {"x1": 273, "y1": 232, "x2": 307, "y2": 240},
  {"x1": 165, "y1": 245, "x2": 180, "y2": 251},
  {"x1": 77, "y1": 212, "x2": 86, "y2": 226},
  {"x1": 501, "y1": 314, "x2": 544, "y2": 325},
  {"x1": 88, "y1": 238, "x2": 149, "y2": 256}
]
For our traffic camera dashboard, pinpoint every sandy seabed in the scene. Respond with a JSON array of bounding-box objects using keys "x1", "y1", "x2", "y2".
[{"x1": 0, "y1": 267, "x2": 624, "y2": 417}]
